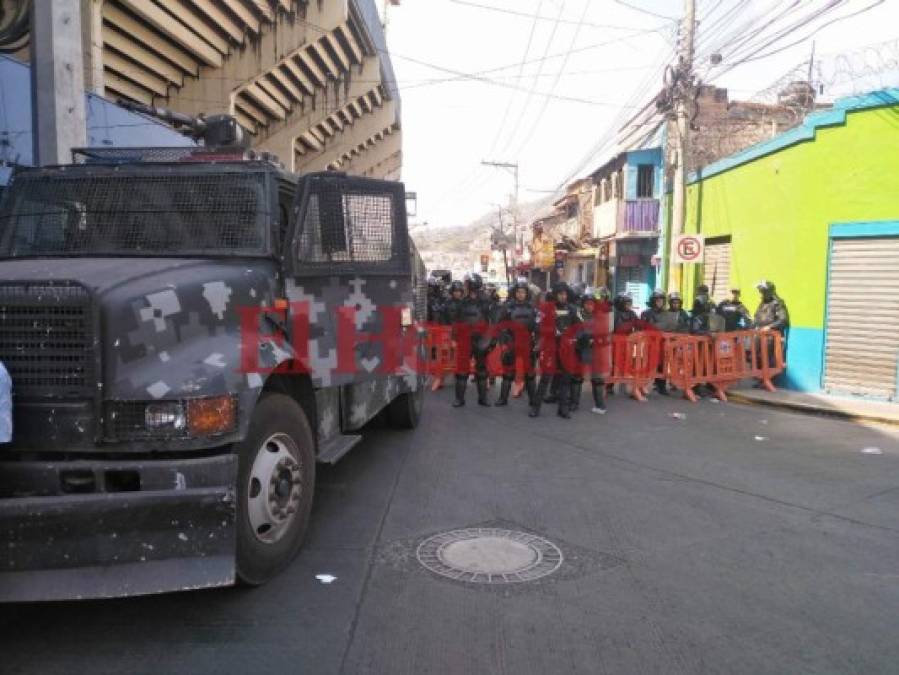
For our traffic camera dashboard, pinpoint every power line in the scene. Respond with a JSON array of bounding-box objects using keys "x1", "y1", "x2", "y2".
[
  {"x1": 391, "y1": 52, "x2": 637, "y2": 107},
  {"x1": 512, "y1": 0, "x2": 593, "y2": 157},
  {"x1": 738, "y1": 0, "x2": 887, "y2": 65},
  {"x1": 612, "y1": 0, "x2": 678, "y2": 21},
  {"x1": 449, "y1": 0, "x2": 668, "y2": 31},
  {"x1": 496, "y1": 0, "x2": 569, "y2": 154}
]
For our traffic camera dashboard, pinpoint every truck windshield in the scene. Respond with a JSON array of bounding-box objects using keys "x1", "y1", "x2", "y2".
[{"x1": 0, "y1": 171, "x2": 269, "y2": 257}]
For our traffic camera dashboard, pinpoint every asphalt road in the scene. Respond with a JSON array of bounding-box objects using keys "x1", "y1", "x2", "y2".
[{"x1": 3, "y1": 387, "x2": 899, "y2": 675}]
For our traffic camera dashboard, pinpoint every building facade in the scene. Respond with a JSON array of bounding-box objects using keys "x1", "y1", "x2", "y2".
[
  {"x1": 680, "y1": 89, "x2": 899, "y2": 400},
  {"x1": 1, "y1": 0, "x2": 401, "y2": 179}
]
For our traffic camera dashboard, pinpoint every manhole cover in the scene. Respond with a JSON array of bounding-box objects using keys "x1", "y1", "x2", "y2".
[{"x1": 416, "y1": 528, "x2": 563, "y2": 584}]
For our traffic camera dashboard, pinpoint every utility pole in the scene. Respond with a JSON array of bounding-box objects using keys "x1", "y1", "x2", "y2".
[
  {"x1": 30, "y1": 0, "x2": 87, "y2": 166},
  {"x1": 481, "y1": 160, "x2": 520, "y2": 276},
  {"x1": 668, "y1": 0, "x2": 696, "y2": 293}
]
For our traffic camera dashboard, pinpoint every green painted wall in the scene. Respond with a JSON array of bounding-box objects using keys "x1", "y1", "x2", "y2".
[{"x1": 682, "y1": 103, "x2": 899, "y2": 329}]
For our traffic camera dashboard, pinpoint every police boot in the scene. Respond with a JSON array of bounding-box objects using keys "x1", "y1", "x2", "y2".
[
  {"x1": 591, "y1": 381, "x2": 607, "y2": 415},
  {"x1": 544, "y1": 376, "x2": 559, "y2": 404},
  {"x1": 557, "y1": 377, "x2": 571, "y2": 419},
  {"x1": 525, "y1": 378, "x2": 538, "y2": 408},
  {"x1": 531, "y1": 376, "x2": 549, "y2": 417},
  {"x1": 495, "y1": 378, "x2": 512, "y2": 406},
  {"x1": 476, "y1": 377, "x2": 491, "y2": 407},
  {"x1": 452, "y1": 377, "x2": 466, "y2": 407},
  {"x1": 655, "y1": 378, "x2": 669, "y2": 396},
  {"x1": 569, "y1": 380, "x2": 583, "y2": 412}
]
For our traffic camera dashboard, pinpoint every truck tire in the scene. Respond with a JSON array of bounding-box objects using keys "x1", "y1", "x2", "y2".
[
  {"x1": 386, "y1": 380, "x2": 424, "y2": 429},
  {"x1": 236, "y1": 393, "x2": 316, "y2": 586}
]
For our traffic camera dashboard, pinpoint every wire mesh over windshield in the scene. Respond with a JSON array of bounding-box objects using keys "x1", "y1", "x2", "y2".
[
  {"x1": 293, "y1": 175, "x2": 409, "y2": 276},
  {"x1": 0, "y1": 172, "x2": 268, "y2": 257}
]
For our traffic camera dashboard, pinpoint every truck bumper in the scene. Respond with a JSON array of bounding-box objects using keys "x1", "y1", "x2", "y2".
[{"x1": 0, "y1": 454, "x2": 237, "y2": 602}]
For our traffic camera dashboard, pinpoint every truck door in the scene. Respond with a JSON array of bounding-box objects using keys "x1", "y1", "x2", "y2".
[{"x1": 283, "y1": 173, "x2": 418, "y2": 427}]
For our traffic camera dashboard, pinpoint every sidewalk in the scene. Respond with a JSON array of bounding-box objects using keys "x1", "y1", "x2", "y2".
[{"x1": 728, "y1": 387, "x2": 899, "y2": 427}]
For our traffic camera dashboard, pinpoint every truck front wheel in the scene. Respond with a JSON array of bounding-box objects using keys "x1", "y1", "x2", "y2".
[{"x1": 236, "y1": 393, "x2": 316, "y2": 585}]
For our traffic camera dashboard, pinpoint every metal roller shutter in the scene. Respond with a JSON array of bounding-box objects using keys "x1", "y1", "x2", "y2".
[
  {"x1": 703, "y1": 241, "x2": 731, "y2": 302},
  {"x1": 824, "y1": 237, "x2": 899, "y2": 399}
]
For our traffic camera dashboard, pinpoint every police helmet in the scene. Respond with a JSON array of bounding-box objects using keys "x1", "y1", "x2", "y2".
[
  {"x1": 449, "y1": 280, "x2": 465, "y2": 295},
  {"x1": 696, "y1": 284, "x2": 710, "y2": 295},
  {"x1": 570, "y1": 282, "x2": 586, "y2": 301},
  {"x1": 511, "y1": 280, "x2": 531, "y2": 300},
  {"x1": 649, "y1": 289, "x2": 666, "y2": 305},
  {"x1": 668, "y1": 291, "x2": 683, "y2": 304},
  {"x1": 551, "y1": 281, "x2": 570, "y2": 299},
  {"x1": 465, "y1": 272, "x2": 484, "y2": 291},
  {"x1": 756, "y1": 279, "x2": 775, "y2": 292}
]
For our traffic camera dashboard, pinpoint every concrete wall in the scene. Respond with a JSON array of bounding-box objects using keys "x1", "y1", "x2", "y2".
[{"x1": 681, "y1": 90, "x2": 899, "y2": 392}]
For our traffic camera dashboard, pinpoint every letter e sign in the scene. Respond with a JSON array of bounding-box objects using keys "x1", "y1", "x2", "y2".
[{"x1": 673, "y1": 234, "x2": 704, "y2": 264}]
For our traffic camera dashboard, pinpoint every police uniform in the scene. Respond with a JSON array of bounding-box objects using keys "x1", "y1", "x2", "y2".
[
  {"x1": 571, "y1": 295, "x2": 611, "y2": 413},
  {"x1": 718, "y1": 293, "x2": 751, "y2": 331},
  {"x1": 531, "y1": 283, "x2": 581, "y2": 419},
  {"x1": 667, "y1": 293, "x2": 691, "y2": 332},
  {"x1": 448, "y1": 275, "x2": 494, "y2": 407},
  {"x1": 613, "y1": 294, "x2": 639, "y2": 333},
  {"x1": 494, "y1": 282, "x2": 538, "y2": 407}
]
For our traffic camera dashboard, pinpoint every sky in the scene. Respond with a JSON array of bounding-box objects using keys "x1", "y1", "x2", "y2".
[{"x1": 381, "y1": 0, "x2": 899, "y2": 229}]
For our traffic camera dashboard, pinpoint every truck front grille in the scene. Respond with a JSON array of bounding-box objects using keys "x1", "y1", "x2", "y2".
[{"x1": 0, "y1": 283, "x2": 95, "y2": 397}]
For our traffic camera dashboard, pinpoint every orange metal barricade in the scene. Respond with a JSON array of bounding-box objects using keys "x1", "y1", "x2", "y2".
[
  {"x1": 707, "y1": 329, "x2": 785, "y2": 400},
  {"x1": 664, "y1": 329, "x2": 786, "y2": 402},
  {"x1": 606, "y1": 332, "x2": 664, "y2": 401}
]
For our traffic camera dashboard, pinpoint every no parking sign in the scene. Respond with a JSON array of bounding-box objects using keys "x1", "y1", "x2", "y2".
[{"x1": 672, "y1": 234, "x2": 704, "y2": 264}]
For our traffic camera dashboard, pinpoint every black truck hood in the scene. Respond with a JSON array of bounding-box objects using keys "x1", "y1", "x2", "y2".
[{"x1": 0, "y1": 256, "x2": 281, "y2": 405}]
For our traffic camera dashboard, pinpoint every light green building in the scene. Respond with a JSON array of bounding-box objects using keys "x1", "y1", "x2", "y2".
[{"x1": 676, "y1": 89, "x2": 899, "y2": 399}]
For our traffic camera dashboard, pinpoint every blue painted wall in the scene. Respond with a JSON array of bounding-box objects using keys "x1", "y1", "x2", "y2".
[{"x1": 625, "y1": 148, "x2": 663, "y2": 199}]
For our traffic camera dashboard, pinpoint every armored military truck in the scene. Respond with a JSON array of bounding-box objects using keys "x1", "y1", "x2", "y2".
[{"x1": 0, "y1": 137, "x2": 427, "y2": 601}]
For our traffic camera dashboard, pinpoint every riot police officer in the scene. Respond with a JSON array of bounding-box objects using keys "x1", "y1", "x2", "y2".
[
  {"x1": 690, "y1": 284, "x2": 718, "y2": 334},
  {"x1": 571, "y1": 291, "x2": 609, "y2": 414},
  {"x1": 613, "y1": 293, "x2": 639, "y2": 332},
  {"x1": 717, "y1": 288, "x2": 751, "y2": 331},
  {"x1": 667, "y1": 292, "x2": 691, "y2": 332},
  {"x1": 446, "y1": 273, "x2": 494, "y2": 407},
  {"x1": 494, "y1": 281, "x2": 538, "y2": 407},
  {"x1": 754, "y1": 281, "x2": 789, "y2": 334},
  {"x1": 641, "y1": 289, "x2": 667, "y2": 325},
  {"x1": 441, "y1": 280, "x2": 465, "y2": 325},
  {"x1": 530, "y1": 282, "x2": 581, "y2": 419},
  {"x1": 427, "y1": 277, "x2": 446, "y2": 324},
  {"x1": 569, "y1": 282, "x2": 586, "y2": 307}
]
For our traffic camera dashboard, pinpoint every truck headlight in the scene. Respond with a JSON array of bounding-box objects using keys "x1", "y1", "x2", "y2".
[
  {"x1": 144, "y1": 402, "x2": 186, "y2": 432},
  {"x1": 106, "y1": 395, "x2": 237, "y2": 440}
]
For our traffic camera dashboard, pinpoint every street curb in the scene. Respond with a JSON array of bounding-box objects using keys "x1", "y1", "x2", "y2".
[{"x1": 727, "y1": 391, "x2": 899, "y2": 428}]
